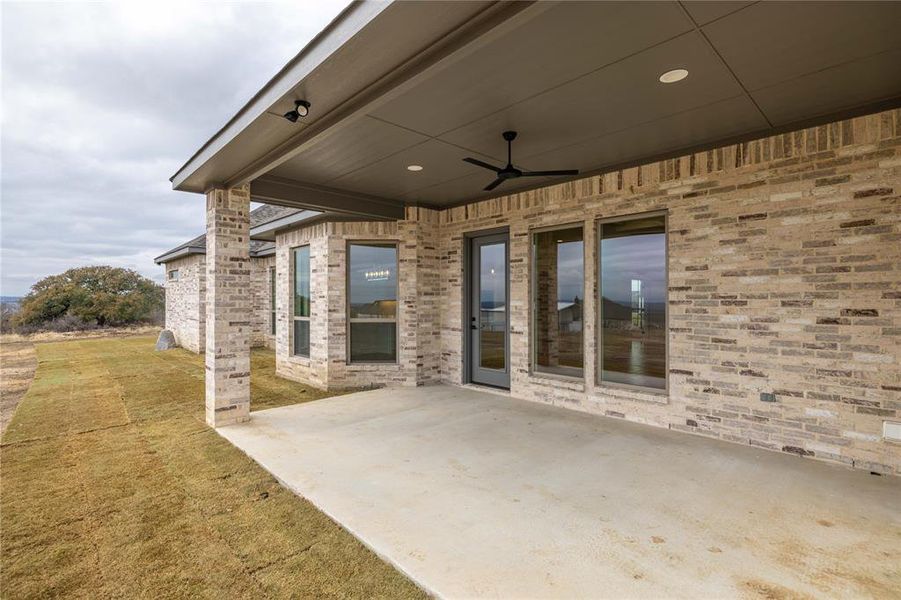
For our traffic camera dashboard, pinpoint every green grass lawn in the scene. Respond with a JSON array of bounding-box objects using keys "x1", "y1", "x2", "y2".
[{"x1": 0, "y1": 336, "x2": 424, "y2": 599}]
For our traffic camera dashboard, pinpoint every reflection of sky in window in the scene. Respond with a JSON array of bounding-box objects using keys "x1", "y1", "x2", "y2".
[
  {"x1": 601, "y1": 234, "x2": 665, "y2": 306},
  {"x1": 349, "y1": 244, "x2": 397, "y2": 305},
  {"x1": 557, "y1": 240, "x2": 583, "y2": 302},
  {"x1": 294, "y1": 246, "x2": 310, "y2": 317},
  {"x1": 480, "y1": 243, "x2": 505, "y2": 307}
]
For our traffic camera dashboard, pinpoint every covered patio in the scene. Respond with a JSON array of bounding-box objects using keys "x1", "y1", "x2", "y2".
[
  {"x1": 167, "y1": 3, "x2": 901, "y2": 593},
  {"x1": 220, "y1": 385, "x2": 900, "y2": 599}
]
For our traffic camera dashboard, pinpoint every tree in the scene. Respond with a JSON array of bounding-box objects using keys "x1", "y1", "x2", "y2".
[{"x1": 13, "y1": 266, "x2": 163, "y2": 329}]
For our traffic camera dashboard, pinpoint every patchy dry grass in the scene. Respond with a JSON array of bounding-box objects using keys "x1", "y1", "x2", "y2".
[
  {"x1": 0, "y1": 324, "x2": 160, "y2": 346},
  {"x1": 1, "y1": 336, "x2": 424, "y2": 599}
]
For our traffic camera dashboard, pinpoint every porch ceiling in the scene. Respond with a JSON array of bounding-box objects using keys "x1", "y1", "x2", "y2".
[{"x1": 173, "y1": 1, "x2": 901, "y2": 214}]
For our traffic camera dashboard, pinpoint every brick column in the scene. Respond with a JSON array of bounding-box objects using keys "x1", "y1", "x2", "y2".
[{"x1": 205, "y1": 185, "x2": 251, "y2": 427}]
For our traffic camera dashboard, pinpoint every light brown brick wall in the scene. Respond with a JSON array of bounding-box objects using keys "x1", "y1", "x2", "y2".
[
  {"x1": 250, "y1": 255, "x2": 275, "y2": 349},
  {"x1": 273, "y1": 108, "x2": 901, "y2": 475},
  {"x1": 163, "y1": 253, "x2": 272, "y2": 353},
  {"x1": 205, "y1": 186, "x2": 252, "y2": 427},
  {"x1": 275, "y1": 218, "x2": 439, "y2": 390},
  {"x1": 275, "y1": 223, "x2": 330, "y2": 389},
  {"x1": 163, "y1": 254, "x2": 205, "y2": 353}
]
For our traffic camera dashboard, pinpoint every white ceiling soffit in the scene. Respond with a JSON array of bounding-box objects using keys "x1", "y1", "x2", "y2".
[{"x1": 174, "y1": 0, "x2": 901, "y2": 211}]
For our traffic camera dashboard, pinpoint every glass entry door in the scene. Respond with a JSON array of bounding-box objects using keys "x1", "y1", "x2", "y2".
[{"x1": 469, "y1": 232, "x2": 510, "y2": 388}]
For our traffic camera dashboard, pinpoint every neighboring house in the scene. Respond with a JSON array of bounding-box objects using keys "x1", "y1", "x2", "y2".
[{"x1": 163, "y1": 2, "x2": 901, "y2": 475}]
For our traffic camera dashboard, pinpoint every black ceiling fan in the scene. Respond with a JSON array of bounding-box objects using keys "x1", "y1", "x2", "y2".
[{"x1": 463, "y1": 131, "x2": 579, "y2": 192}]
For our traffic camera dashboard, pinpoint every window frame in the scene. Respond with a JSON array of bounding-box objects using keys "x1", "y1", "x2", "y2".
[
  {"x1": 345, "y1": 240, "x2": 400, "y2": 365},
  {"x1": 291, "y1": 245, "x2": 311, "y2": 358},
  {"x1": 595, "y1": 210, "x2": 669, "y2": 395},
  {"x1": 269, "y1": 266, "x2": 276, "y2": 336},
  {"x1": 168, "y1": 269, "x2": 179, "y2": 281},
  {"x1": 529, "y1": 222, "x2": 587, "y2": 380}
]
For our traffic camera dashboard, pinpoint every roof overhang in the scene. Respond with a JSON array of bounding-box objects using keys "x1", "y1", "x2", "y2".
[
  {"x1": 250, "y1": 245, "x2": 276, "y2": 258},
  {"x1": 154, "y1": 245, "x2": 204, "y2": 265},
  {"x1": 249, "y1": 209, "x2": 322, "y2": 241},
  {"x1": 170, "y1": 0, "x2": 391, "y2": 191},
  {"x1": 172, "y1": 0, "x2": 901, "y2": 215}
]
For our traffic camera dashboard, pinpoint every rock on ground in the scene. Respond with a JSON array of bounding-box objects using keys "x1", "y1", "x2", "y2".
[{"x1": 155, "y1": 330, "x2": 177, "y2": 351}]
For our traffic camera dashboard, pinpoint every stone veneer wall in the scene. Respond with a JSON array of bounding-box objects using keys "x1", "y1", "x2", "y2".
[
  {"x1": 163, "y1": 253, "x2": 205, "y2": 353},
  {"x1": 273, "y1": 108, "x2": 900, "y2": 475}
]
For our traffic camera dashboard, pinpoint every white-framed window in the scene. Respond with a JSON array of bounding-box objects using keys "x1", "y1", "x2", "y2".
[
  {"x1": 168, "y1": 269, "x2": 179, "y2": 281},
  {"x1": 347, "y1": 242, "x2": 398, "y2": 363},
  {"x1": 598, "y1": 212, "x2": 667, "y2": 391}
]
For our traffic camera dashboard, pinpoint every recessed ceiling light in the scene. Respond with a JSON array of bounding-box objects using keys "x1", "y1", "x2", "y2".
[
  {"x1": 659, "y1": 68, "x2": 688, "y2": 84},
  {"x1": 407, "y1": 164, "x2": 423, "y2": 172}
]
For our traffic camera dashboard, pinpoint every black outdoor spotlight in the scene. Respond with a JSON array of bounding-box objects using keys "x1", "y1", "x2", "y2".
[{"x1": 284, "y1": 100, "x2": 311, "y2": 123}]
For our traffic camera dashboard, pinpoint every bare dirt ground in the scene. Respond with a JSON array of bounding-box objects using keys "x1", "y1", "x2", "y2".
[
  {"x1": 0, "y1": 341, "x2": 36, "y2": 434},
  {"x1": 0, "y1": 326, "x2": 158, "y2": 433}
]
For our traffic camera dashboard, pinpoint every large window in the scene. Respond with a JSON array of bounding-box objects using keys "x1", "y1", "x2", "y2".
[
  {"x1": 348, "y1": 242, "x2": 397, "y2": 363},
  {"x1": 269, "y1": 266, "x2": 276, "y2": 336},
  {"x1": 532, "y1": 225, "x2": 584, "y2": 377},
  {"x1": 292, "y1": 247, "x2": 310, "y2": 357},
  {"x1": 598, "y1": 213, "x2": 666, "y2": 390}
]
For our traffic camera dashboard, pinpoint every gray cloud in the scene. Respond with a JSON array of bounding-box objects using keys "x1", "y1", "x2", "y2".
[{"x1": 1, "y1": 1, "x2": 349, "y2": 296}]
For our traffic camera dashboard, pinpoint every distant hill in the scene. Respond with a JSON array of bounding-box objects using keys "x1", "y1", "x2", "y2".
[{"x1": 1, "y1": 296, "x2": 22, "y2": 305}]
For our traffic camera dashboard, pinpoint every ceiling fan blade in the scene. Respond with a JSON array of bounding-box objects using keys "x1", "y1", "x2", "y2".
[
  {"x1": 521, "y1": 169, "x2": 580, "y2": 177},
  {"x1": 463, "y1": 157, "x2": 501, "y2": 172},
  {"x1": 483, "y1": 177, "x2": 505, "y2": 191}
]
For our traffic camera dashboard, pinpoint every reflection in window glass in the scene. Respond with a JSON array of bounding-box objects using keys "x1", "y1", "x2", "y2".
[
  {"x1": 533, "y1": 227, "x2": 583, "y2": 377},
  {"x1": 349, "y1": 323, "x2": 397, "y2": 362},
  {"x1": 293, "y1": 320, "x2": 310, "y2": 356},
  {"x1": 349, "y1": 243, "x2": 397, "y2": 362},
  {"x1": 293, "y1": 247, "x2": 310, "y2": 356},
  {"x1": 269, "y1": 267, "x2": 276, "y2": 336},
  {"x1": 599, "y1": 215, "x2": 666, "y2": 389},
  {"x1": 479, "y1": 242, "x2": 506, "y2": 370}
]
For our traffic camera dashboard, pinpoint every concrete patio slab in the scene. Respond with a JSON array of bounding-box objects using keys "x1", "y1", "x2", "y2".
[{"x1": 219, "y1": 385, "x2": 900, "y2": 599}]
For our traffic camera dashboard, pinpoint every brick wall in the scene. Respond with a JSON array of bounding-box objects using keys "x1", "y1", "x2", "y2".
[
  {"x1": 163, "y1": 254, "x2": 205, "y2": 353},
  {"x1": 162, "y1": 253, "x2": 272, "y2": 354},
  {"x1": 275, "y1": 223, "x2": 330, "y2": 389},
  {"x1": 205, "y1": 186, "x2": 252, "y2": 426},
  {"x1": 272, "y1": 108, "x2": 900, "y2": 475},
  {"x1": 250, "y1": 255, "x2": 275, "y2": 349},
  {"x1": 275, "y1": 219, "x2": 438, "y2": 390}
]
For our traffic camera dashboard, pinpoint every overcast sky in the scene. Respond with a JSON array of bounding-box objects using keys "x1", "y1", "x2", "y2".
[{"x1": 1, "y1": 1, "x2": 348, "y2": 296}]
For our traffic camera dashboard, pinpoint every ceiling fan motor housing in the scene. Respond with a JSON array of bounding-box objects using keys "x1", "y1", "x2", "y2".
[{"x1": 463, "y1": 130, "x2": 578, "y2": 191}]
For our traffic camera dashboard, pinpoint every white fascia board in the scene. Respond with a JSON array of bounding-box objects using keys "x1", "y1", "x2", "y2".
[{"x1": 170, "y1": 1, "x2": 391, "y2": 190}]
